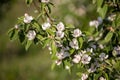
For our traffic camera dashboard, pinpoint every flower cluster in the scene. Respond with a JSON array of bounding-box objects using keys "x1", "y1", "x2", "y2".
[
  {"x1": 56, "y1": 22, "x2": 65, "y2": 39},
  {"x1": 8, "y1": 0, "x2": 120, "y2": 80}
]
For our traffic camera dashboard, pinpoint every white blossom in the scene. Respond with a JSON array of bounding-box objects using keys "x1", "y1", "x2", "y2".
[
  {"x1": 56, "y1": 31, "x2": 64, "y2": 38},
  {"x1": 56, "y1": 50, "x2": 70, "y2": 60},
  {"x1": 89, "y1": 20, "x2": 99, "y2": 28},
  {"x1": 69, "y1": 38, "x2": 79, "y2": 49},
  {"x1": 26, "y1": 30, "x2": 36, "y2": 40},
  {"x1": 89, "y1": 17, "x2": 103, "y2": 28},
  {"x1": 24, "y1": 13, "x2": 33, "y2": 23},
  {"x1": 73, "y1": 29, "x2": 82, "y2": 37},
  {"x1": 56, "y1": 22, "x2": 65, "y2": 31},
  {"x1": 72, "y1": 54, "x2": 81, "y2": 63},
  {"x1": 42, "y1": 22, "x2": 51, "y2": 30},
  {"x1": 81, "y1": 73, "x2": 88, "y2": 80},
  {"x1": 81, "y1": 54, "x2": 91, "y2": 64},
  {"x1": 99, "y1": 77, "x2": 106, "y2": 80},
  {"x1": 99, "y1": 53, "x2": 108, "y2": 61},
  {"x1": 41, "y1": 0, "x2": 49, "y2": 3}
]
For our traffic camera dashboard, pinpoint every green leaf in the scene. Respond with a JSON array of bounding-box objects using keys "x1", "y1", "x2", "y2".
[
  {"x1": 42, "y1": 38, "x2": 51, "y2": 48},
  {"x1": 25, "y1": 40, "x2": 32, "y2": 50},
  {"x1": 66, "y1": 24, "x2": 75, "y2": 29},
  {"x1": 18, "y1": 30, "x2": 25, "y2": 44},
  {"x1": 94, "y1": 72, "x2": 102, "y2": 80},
  {"x1": 32, "y1": 22, "x2": 41, "y2": 31},
  {"x1": 8, "y1": 28, "x2": 18, "y2": 40},
  {"x1": 26, "y1": 0, "x2": 33, "y2": 5},
  {"x1": 78, "y1": 37, "x2": 83, "y2": 48},
  {"x1": 36, "y1": 34, "x2": 45, "y2": 41},
  {"x1": 47, "y1": 4, "x2": 52, "y2": 13},
  {"x1": 99, "y1": 31, "x2": 113, "y2": 44},
  {"x1": 46, "y1": 29, "x2": 55, "y2": 35},
  {"x1": 104, "y1": 32, "x2": 113, "y2": 43},
  {"x1": 69, "y1": 48, "x2": 75, "y2": 54},
  {"x1": 97, "y1": 0, "x2": 103, "y2": 7},
  {"x1": 115, "y1": 14, "x2": 120, "y2": 27},
  {"x1": 51, "y1": 62, "x2": 56, "y2": 70},
  {"x1": 97, "y1": 4, "x2": 108, "y2": 19},
  {"x1": 51, "y1": 41, "x2": 57, "y2": 58},
  {"x1": 103, "y1": 72, "x2": 109, "y2": 80}
]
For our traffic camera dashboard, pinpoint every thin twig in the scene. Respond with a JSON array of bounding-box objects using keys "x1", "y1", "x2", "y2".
[{"x1": 44, "y1": 8, "x2": 53, "y2": 23}]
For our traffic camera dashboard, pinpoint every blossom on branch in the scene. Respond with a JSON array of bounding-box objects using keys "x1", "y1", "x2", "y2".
[
  {"x1": 72, "y1": 54, "x2": 81, "y2": 63},
  {"x1": 24, "y1": 13, "x2": 33, "y2": 23},
  {"x1": 81, "y1": 54, "x2": 91, "y2": 64},
  {"x1": 56, "y1": 22, "x2": 65, "y2": 31},
  {"x1": 89, "y1": 17, "x2": 102, "y2": 28},
  {"x1": 73, "y1": 29, "x2": 82, "y2": 38},
  {"x1": 81, "y1": 73, "x2": 88, "y2": 80},
  {"x1": 26, "y1": 30, "x2": 36, "y2": 40},
  {"x1": 56, "y1": 49, "x2": 70, "y2": 60},
  {"x1": 56, "y1": 31, "x2": 64, "y2": 38},
  {"x1": 42, "y1": 22, "x2": 51, "y2": 30},
  {"x1": 69, "y1": 38, "x2": 79, "y2": 49}
]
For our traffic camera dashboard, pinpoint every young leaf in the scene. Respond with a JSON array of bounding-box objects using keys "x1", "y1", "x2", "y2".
[
  {"x1": 8, "y1": 28, "x2": 18, "y2": 40},
  {"x1": 104, "y1": 32, "x2": 113, "y2": 43},
  {"x1": 51, "y1": 62, "x2": 56, "y2": 70},
  {"x1": 42, "y1": 38, "x2": 51, "y2": 48},
  {"x1": 97, "y1": 4, "x2": 108, "y2": 19},
  {"x1": 78, "y1": 37, "x2": 83, "y2": 48},
  {"x1": 25, "y1": 40, "x2": 32, "y2": 50},
  {"x1": 51, "y1": 40, "x2": 57, "y2": 55},
  {"x1": 99, "y1": 31, "x2": 113, "y2": 44},
  {"x1": 97, "y1": 0, "x2": 103, "y2": 7}
]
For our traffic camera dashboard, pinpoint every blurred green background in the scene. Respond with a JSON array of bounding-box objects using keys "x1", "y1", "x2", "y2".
[{"x1": 0, "y1": 0, "x2": 96, "y2": 80}]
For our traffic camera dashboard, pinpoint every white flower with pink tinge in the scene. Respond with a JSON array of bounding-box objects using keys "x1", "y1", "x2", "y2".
[
  {"x1": 56, "y1": 22, "x2": 65, "y2": 31},
  {"x1": 24, "y1": 13, "x2": 33, "y2": 23},
  {"x1": 89, "y1": 17, "x2": 103, "y2": 28},
  {"x1": 73, "y1": 29, "x2": 82, "y2": 38},
  {"x1": 56, "y1": 31, "x2": 64, "y2": 38},
  {"x1": 42, "y1": 22, "x2": 51, "y2": 30},
  {"x1": 26, "y1": 30, "x2": 36, "y2": 40},
  {"x1": 81, "y1": 54, "x2": 91, "y2": 64},
  {"x1": 81, "y1": 73, "x2": 88, "y2": 80},
  {"x1": 69, "y1": 38, "x2": 79, "y2": 50},
  {"x1": 72, "y1": 54, "x2": 81, "y2": 63},
  {"x1": 56, "y1": 50, "x2": 70, "y2": 60}
]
